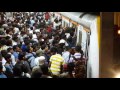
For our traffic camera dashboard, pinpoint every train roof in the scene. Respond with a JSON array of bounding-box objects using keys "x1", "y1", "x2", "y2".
[{"x1": 58, "y1": 12, "x2": 99, "y2": 29}]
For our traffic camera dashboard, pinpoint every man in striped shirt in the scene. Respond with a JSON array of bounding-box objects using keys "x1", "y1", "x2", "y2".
[
  {"x1": 74, "y1": 46, "x2": 81, "y2": 59},
  {"x1": 49, "y1": 47, "x2": 64, "y2": 76}
]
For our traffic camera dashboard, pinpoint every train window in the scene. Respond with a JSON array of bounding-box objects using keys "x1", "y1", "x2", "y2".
[
  {"x1": 63, "y1": 21, "x2": 65, "y2": 27},
  {"x1": 76, "y1": 29, "x2": 82, "y2": 46},
  {"x1": 78, "y1": 30, "x2": 82, "y2": 46},
  {"x1": 66, "y1": 23, "x2": 69, "y2": 27},
  {"x1": 72, "y1": 23, "x2": 77, "y2": 30},
  {"x1": 65, "y1": 22, "x2": 68, "y2": 27},
  {"x1": 84, "y1": 32, "x2": 90, "y2": 60},
  {"x1": 72, "y1": 23, "x2": 75, "y2": 28}
]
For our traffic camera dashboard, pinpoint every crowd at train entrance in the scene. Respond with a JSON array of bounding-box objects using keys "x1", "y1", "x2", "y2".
[{"x1": 0, "y1": 12, "x2": 86, "y2": 78}]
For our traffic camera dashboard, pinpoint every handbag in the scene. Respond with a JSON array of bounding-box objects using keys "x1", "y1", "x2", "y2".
[{"x1": 63, "y1": 53, "x2": 75, "y2": 70}]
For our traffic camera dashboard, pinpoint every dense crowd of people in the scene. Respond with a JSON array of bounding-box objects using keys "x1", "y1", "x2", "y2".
[{"x1": 0, "y1": 12, "x2": 86, "y2": 78}]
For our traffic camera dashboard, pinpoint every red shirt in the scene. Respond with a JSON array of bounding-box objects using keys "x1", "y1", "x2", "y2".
[
  {"x1": 45, "y1": 13, "x2": 50, "y2": 20},
  {"x1": 47, "y1": 26, "x2": 52, "y2": 33}
]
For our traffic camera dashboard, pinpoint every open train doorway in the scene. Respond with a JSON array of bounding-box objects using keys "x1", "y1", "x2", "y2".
[{"x1": 76, "y1": 25, "x2": 91, "y2": 78}]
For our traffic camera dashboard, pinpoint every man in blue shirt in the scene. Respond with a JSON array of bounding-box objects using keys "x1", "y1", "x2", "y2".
[
  {"x1": 0, "y1": 62, "x2": 7, "y2": 78},
  {"x1": 13, "y1": 45, "x2": 21, "y2": 61},
  {"x1": 25, "y1": 46, "x2": 36, "y2": 69},
  {"x1": 21, "y1": 40, "x2": 30, "y2": 52},
  {"x1": 4, "y1": 54, "x2": 14, "y2": 78}
]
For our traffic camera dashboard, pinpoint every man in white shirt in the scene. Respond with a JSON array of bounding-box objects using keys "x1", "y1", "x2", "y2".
[
  {"x1": 32, "y1": 32, "x2": 38, "y2": 43},
  {"x1": 59, "y1": 39, "x2": 68, "y2": 46},
  {"x1": 14, "y1": 26, "x2": 19, "y2": 34},
  {"x1": 1, "y1": 50, "x2": 8, "y2": 72},
  {"x1": 12, "y1": 36, "x2": 18, "y2": 46},
  {"x1": 50, "y1": 13, "x2": 55, "y2": 23},
  {"x1": 6, "y1": 29, "x2": 13, "y2": 39},
  {"x1": 30, "y1": 17, "x2": 35, "y2": 27},
  {"x1": 0, "y1": 53, "x2": 6, "y2": 72},
  {"x1": 29, "y1": 27, "x2": 33, "y2": 34},
  {"x1": 74, "y1": 46, "x2": 82, "y2": 59},
  {"x1": 62, "y1": 46, "x2": 73, "y2": 64},
  {"x1": 34, "y1": 50, "x2": 44, "y2": 66},
  {"x1": 53, "y1": 21, "x2": 60, "y2": 30},
  {"x1": 2, "y1": 23, "x2": 8, "y2": 28},
  {"x1": 7, "y1": 47, "x2": 16, "y2": 66}
]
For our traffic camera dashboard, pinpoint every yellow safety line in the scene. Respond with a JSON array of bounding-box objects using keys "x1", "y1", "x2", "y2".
[{"x1": 97, "y1": 16, "x2": 100, "y2": 49}]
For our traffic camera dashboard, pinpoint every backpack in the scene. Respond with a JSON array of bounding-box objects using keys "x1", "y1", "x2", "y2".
[
  {"x1": 73, "y1": 56, "x2": 86, "y2": 78},
  {"x1": 74, "y1": 60, "x2": 86, "y2": 78}
]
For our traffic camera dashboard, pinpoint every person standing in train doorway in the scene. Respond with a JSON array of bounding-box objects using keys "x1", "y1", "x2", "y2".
[{"x1": 49, "y1": 47, "x2": 64, "y2": 77}]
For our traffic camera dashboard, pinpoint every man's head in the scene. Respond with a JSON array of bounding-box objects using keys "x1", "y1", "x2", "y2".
[
  {"x1": 13, "y1": 64, "x2": 22, "y2": 77},
  {"x1": 1, "y1": 50, "x2": 7, "y2": 58},
  {"x1": 31, "y1": 68, "x2": 42, "y2": 78},
  {"x1": 0, "y1": 38, "x2": 7, "y2": 46},
  {"x1": 24, "y1": 40, "x2": 30, "y2": 46},
  {"x1": 75, "y1": 46, "x2": 81, "y2": 53},
  {"x1": 6, "y1": 29, "x2": 13, "y2": 35},
  {"x1": 41, "y1": 64, "x2": 49, "y2": 75},
  {"x1": 4, "y1": 54, "x2": 12, "y2": 63},
  {"x1": 50, "y1": 47, "x2": 58, "y2": 55},
  {"x1": 36, "y1": 50, "x2": 44, "y2": 57},
  {"x1": 70, "y1": 48, "x2": 75, "y2": 55},
  {"x1": 6, "y1": 40, "x2": 12, "y2": 46},
  {"x1": 0, "y1": 62, "x2": 3, "y2": 72},
  {"x1": 26, "y1": 46, "x2": 33, "y2": 53},
  {"x1": 13, "y1": 45, "x2": 21, "y2": 52},
  {"x1": 38, "y1": 56, "x2": 46, "y2": 66},
  {"x1": 7, "y1": 47, "x2": 14, "y2": 54},
  {"x1": 0, "y1": 53, "x2": 2, "y2": 61},
  {"x1": 65, "y1": 46, "x2": 71, "y2": 51},
  {"x1": 12, "y1": 36, "x2": 18, "y2": 42},
  {"x1": 18, "y1": 52, "x2": 26, "y2": 61},
  {"x1": 5, "y1": 36, "x2": 11, "y2": 40}
]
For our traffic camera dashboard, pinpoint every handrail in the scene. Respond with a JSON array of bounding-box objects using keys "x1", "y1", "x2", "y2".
[{"x1": 55, "y1": 12, "x2": 91, "y2": 32}]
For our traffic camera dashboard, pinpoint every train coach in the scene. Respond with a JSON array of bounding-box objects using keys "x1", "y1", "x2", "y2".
[{"x1": 51, "y1": 12, "x2": 100, "y2": 78}]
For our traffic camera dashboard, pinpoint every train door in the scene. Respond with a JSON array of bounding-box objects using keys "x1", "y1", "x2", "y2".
[
  {"x1": 71, "y1": 23, "x2": 78, "y2": 47},
  {"x1": 76, "y1": 29, "x2": 82, "y2": 46},
  {"x1": 77, "y1": 25, "x2": 90, "y2": 60},
  {"x1": 71, "y1": 23, "x2": 77, "y2": 34},
  {"x1": 85, "y1": 32, "x2": 90, "y2": 60},
  {"x1": 62, "y1": 20, "x2": 66, "y2": 28},
  {"x1": 77, "y1": 25, "x2": 90, "y2": 78},
  {"x1": 77, "y1": 25, "x2": 83, "y2": 48}
]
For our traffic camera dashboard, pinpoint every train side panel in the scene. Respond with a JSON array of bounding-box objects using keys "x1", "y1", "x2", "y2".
[
  {"x1": 87, "y1": 17, "x2": 100, "y2": 78},
  {"x1": 54, "y1": 12, "x2": 100, "y2": 78}
]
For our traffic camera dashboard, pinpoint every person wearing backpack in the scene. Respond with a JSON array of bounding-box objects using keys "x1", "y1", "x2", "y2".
[
  {"x1": 74, "y1": 54, "x2": 86, "y2": 78},
  {"x1": 73, "y1": 47, "x2": 87, "y2": 78}
]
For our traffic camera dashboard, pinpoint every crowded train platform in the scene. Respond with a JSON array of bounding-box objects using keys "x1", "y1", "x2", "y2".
[{"x1": 0, "y1": 12, "x2": 88, "y2": 78}]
